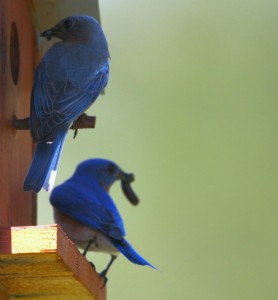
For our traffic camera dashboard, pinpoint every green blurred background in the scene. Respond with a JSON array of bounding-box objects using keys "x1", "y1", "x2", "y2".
[{"x1": 38, "y1": 0, "x2": 278, "y2": 299}]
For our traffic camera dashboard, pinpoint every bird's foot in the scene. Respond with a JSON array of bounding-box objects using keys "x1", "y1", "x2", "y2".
[
  {"x1": 70, "y1": 113, "x2": 96, "y2": 139},
  {"x1": 89, "y1": 261, "x2": 96, "y2": 270},
  {"x1": 97, "y1": 254, "x2": 117, "y2": 287},
  {"x1": 99, "y1": 270, "x2": 108, "y2": 288}
]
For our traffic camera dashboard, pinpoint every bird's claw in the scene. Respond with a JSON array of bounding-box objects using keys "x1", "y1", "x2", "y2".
[
  {"x1": 99, "y1": 270, "x2": 108, "y2": 288},
  {"x1": 89, "y1": 261, "x2": 96, "y2": 270}
]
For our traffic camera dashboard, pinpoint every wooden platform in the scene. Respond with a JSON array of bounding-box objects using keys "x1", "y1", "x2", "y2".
[{"x1": 0, "y1": 225, "x2": 106, "y2": 300}]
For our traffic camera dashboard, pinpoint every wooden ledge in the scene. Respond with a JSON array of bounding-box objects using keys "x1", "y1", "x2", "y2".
[{"x1": 0, "y1": 225, "x2": 106, "y2": 300}]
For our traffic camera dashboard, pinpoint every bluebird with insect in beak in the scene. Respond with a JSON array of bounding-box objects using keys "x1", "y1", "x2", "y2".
[
  {"x1": 50, "y1": 159, "x2": 155, "y2": 283},
  {"x1": 23, "y1": 15, "x2": 110, "y2": 193}
]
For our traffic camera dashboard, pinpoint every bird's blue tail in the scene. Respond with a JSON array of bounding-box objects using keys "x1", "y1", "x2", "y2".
[
  {"x1": 23, "y1": 130, "x2": 67, "y2": 193},
  {"x1": 112, "y1": 238, "x2": 156, "y2": 269}
]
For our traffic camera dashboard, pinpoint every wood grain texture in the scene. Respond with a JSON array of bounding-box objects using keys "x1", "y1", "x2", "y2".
[
  {"x1": 0, "y1": 224, "x2": 107, "y2": 300},
  {"x1": 0, "y1": 0, "x2": 37, "y2": 227}
]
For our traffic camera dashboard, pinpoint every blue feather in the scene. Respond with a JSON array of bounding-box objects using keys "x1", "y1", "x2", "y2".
[
  {"x1": 24, "y1": 128, "x2": 67, "y2": 192},
  {"x1": 112, "y1": 238, "x2": 157, "y2": 269},
  {"x1": 50, "y1": 159, "x2": 156, "y2": 271},
  {"x1": 24, "y1": 16, "x2": 110, "y2": 192}
]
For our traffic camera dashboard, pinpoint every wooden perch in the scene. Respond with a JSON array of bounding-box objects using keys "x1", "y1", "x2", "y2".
[
  {"x1": 0, "y1": 225, "x2": 106, "y2": 300},
  {"x1": 12, "y1": 113, "x2": 96, "y2": 130}
]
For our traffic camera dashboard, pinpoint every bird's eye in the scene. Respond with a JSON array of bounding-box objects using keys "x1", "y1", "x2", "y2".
[
  {"x1": 107, "y1": 163, "x2": 116, "y2": 174},
  {"x1": 64, "y1": 19, "x2": 73, "y2": 29}
]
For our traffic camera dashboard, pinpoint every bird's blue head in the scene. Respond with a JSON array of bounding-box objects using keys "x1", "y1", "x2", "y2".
[
  {"x1": 74, "y1": 159, "x2": 139, "y2": 205},
  {"x1": 40, "y1": 15, "x2": 109, "y2": 57}
]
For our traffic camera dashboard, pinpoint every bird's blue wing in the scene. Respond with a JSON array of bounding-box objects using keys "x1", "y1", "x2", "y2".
[
  {"x1": 31, "y1": 61, "x2": 109, "y2": 142},
  {"x1": 50, "y1": 180, "x2": 126, "y2": 240}
]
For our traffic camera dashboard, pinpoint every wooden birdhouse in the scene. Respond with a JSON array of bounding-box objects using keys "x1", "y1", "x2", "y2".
[{"x1": 0, "y1": 1, "x2": 106, "y2": 298}]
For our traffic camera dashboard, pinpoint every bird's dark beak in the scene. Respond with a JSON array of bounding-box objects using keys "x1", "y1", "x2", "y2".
[
  {"x1": 119, "y1": 171, "x2": 139, "y2": 206},
  {"x1": 40, "y1": 28, "x2": 54, "y2": 41}
]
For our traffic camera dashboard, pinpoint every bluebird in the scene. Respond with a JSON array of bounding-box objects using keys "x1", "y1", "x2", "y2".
[
  {"x1": 23, "y1": 15, "x2": 110, "y2": 193},
  {"x1": 50, "y1": 159, "x2": 155, "y2": 282}
]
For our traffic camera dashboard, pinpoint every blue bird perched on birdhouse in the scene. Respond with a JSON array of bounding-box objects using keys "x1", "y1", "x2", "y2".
[
  {"x1": 50, "y1": 158, "x2": 156, "y2": 283},
  {"x1": 24, "y1": 15, "x2": 110, "y2": 193}
]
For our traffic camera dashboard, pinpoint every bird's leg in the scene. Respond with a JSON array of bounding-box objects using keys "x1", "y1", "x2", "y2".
[
  {"x1": 83, "y1": 239, "x2": 96, "y2": 270},
  {"x1": 71, "y1": 113, "x2": 97, "y2": 139},
  {"x1": 99, "y1": 255, "x2": 117, "y2": 287},
  {"x1": 73, "y1": 128, "x2": 78, "y2": 139},
  {"x1": 83, "y1": 238, "x2": 95, "y2": 256}
]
